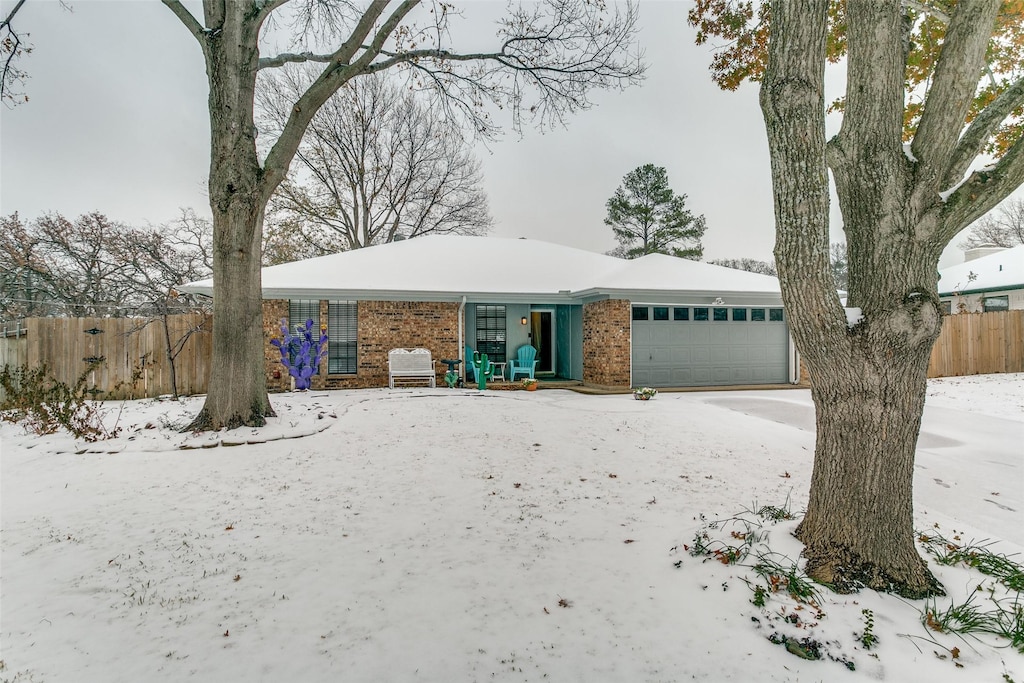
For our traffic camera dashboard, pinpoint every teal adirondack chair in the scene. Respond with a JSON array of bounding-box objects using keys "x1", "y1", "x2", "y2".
[
  {"x1": 509, "y1": 344, "x2": 539, "y2": 381},
  {"x1": 465, "y1": 345, "x2": 481, "y2": 382}
]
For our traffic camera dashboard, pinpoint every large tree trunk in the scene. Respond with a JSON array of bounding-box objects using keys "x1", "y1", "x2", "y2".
[
  {"x1": 185, "y1": 4, "x2": 274, "y2": 430},
  {"x1": 760, "y1": 0, "x2": 960, "y2": 598}
]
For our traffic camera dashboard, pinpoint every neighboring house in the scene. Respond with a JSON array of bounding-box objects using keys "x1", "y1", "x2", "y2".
[
  {"x1": 181, "y1": 236, "x2": 797, "y2": 391},
  {"x1": 938, "y1": 245, "x2": 1024, "y2": 314}
]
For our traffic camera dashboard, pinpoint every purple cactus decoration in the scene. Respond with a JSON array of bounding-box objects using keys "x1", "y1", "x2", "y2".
[{"x1": 270, "y1": 318, "x2": 329, "y2": 390}]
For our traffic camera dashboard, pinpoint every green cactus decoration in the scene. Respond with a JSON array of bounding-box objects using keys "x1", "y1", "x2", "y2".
[{"x1": 472, "y1": 351, "x2": 493, "y2": 390}]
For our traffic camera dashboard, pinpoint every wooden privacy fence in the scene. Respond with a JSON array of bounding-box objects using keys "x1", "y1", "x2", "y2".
[
  {"x1": 1, "y1": 314, "x2": 212, "y2": 400},
  {"x1": 928, "y1": 310, "x2": 1024, "y2": 378}
]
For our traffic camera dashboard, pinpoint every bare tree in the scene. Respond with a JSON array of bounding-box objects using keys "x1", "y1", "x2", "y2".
[
  {"x1": 119, "y1": 209, "x2": 213, "y2": 398},
  {"x1": 959, "y1": 196, "x2": 1024, "y2": 249},
  {"x1": 159, "y1": 0, "x2": 644, "y2": 430},
  {"x1": 707, "y1": 257, "x2": 777, "y2": 276},
  {"x1": 0, "y1": 210, "x2": 213, "y2": 319},
  {"x1": 259, "y1": 70, "x2": 491, "y2": 255},
  {"x1": 1, "y1": 0, "x2": 30, "y2": 105},
  {"x1": 32, "y1": 212, "x2": 138, "y2": 316}
]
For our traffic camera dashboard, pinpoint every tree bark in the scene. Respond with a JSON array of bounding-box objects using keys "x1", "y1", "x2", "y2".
[
  {"x1": 184, "y1": 3, "x2": 275, "y2": 430},
  {"x1": 760, "y1": 0, "x2": 970, "y2": 597}
]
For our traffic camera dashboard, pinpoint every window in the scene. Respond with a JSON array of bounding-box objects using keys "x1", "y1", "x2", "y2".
[
  {"x1": 673, "y1": 307, "x2": 689, "y2": 321},
  {"x1": 288, "y1": 299, "x2": 319, "y2": 333},
  {"x1": 713, "y1": 307, "x2": 728, "y2": 321},
  {"x1": 328, "y1": 301, "x2": 357, "y2": 374},
  {"x1": 983, "y1": 295, "x2": 1009, "y2": 312},
  {"x1": 476, "y1": 305, "x2": 507, "y2": 362},
  {"x1": 632, "y1": 306, "x2": 649, "y2": 321},
  {"x1": 732, "y1": 308, "x2": 747, "y2": 321},
  {"x1": 941, "y1": 300, "x2": 952, "y2": 315},
  {"x1": 694, "y1": 307, "x2": 709, "y2": 321},
  {"x1": 653, "y1": 306, "x2": 669, "y2": 321},
  {"x1": 769, "y1": 308, "x2": 785, "y2": 322},
  {"x1": 751, "y1": 308, "x2": 766, "y2": 322}
]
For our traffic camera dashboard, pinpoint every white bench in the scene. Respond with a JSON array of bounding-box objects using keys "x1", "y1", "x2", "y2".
[{"x1": 388, "y1": 348, "x2": 436, "y2": 388}]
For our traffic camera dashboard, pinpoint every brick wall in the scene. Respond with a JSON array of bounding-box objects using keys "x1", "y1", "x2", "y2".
[
  {"x1": 263, "y1": 300, "x2": 291, "y2": 392},
  {"x1": 263, "y1": 299, "x2": 460, "y2": 391},
  {"x1": 582, "y1": 299, "x2": 632, "y2": 388}
]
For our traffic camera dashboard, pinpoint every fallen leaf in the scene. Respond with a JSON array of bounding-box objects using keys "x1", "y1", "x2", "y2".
[
  {"x1": 223, "y1": 630, "x2": 229, "y2": 637},
  {"x1": 624, "y1": 539, "x2": 635, "y2": 544},
  {"x1": 950, "y1": 647, "x2": 960, "y2": 659},
  {"x1": 233, "y1": 574, "x2": 241, "y2": 582},
  {"x1": 224, "y1": 524, "x2": 234, "y2": 531}
]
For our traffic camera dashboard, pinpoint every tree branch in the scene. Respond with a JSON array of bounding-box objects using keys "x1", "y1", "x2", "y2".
[
  {"x1": 0, "y1": 0, "x2": 28, "y2": 32},
  {"x1": 942, "y1": 75, "x2": 1024, "y2": 189},
  {"x1": 1, "y1": 0, "x2": 29, "y2": 105},
  {"x1": 259, "y1": 0, "x2": 414, "y2": 200},
  {"x1": 161, "y1": 0, "x2": 208, "y2": 46},
  {"x1": 941, "y1": 133, "x2": 1024, "y2": 242},
  {"x1": 259, "y1": 50, "x2": 336, "y2": 70},
  {"x1": 910, "y1": 0, "x2": 1001, "y2": 185}
]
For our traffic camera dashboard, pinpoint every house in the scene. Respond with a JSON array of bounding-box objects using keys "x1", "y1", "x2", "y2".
[
  {"x1": 181, "y1": 236, "x2": 797, "y2": 391},
  {"x1": 938, "y1": 245, "x2": 1024, "y2": 314}
]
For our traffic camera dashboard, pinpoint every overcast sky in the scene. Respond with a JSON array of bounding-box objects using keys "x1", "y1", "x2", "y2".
[{"x1": 1, "y1": 0, "x2": 1012, "y2": 267}]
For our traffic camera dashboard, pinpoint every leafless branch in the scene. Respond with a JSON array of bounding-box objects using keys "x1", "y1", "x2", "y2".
[{"x1": 160, "y1": 0, "x2": 207, "y2": 46}]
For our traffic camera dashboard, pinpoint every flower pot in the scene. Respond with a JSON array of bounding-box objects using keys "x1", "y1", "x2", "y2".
[{"x1": 525, "y1": 383, "x2": 538, "y2": 391}]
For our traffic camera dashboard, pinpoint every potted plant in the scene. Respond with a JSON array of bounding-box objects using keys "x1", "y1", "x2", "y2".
[
  {"x1": 521, "y1": 378, "x2": 539, "y2": 391},
  {"x1": 633, "y1": 387, "x2": 657, "y2": 401}
]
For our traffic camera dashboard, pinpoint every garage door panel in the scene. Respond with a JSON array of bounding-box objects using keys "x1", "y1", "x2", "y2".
[{"x1": 632, "y1": 318, "x2": 788, "y2": 387}]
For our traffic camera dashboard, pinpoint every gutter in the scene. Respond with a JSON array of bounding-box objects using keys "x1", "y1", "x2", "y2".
[{"x1": 938, "y1": 283, "x2": 1023, "y2": 297}]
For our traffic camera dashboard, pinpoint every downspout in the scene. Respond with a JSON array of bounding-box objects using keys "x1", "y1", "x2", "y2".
[
  {"x1": 459, "y1": 296, "x2": 466, "y2": 380},
  {"x1": 789, "y1": 333, "x2": 800, "y2": 384}
]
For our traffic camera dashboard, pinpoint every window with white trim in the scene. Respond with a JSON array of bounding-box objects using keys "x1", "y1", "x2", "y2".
[{"x1": 328, "y1": 301, "x2": 358, "y2": 374}]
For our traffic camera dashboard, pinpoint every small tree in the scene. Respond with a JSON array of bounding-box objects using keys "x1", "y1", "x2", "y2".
[
  {"x1": 604, "y1": 164, "x2": 706, "y2": 260},
  {"x1": 960, "y1": 196, "x2": 1024, "y2": 249}
]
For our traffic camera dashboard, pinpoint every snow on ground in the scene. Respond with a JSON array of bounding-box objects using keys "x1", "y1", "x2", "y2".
[{"x1": 1, "y1": 375, "x2": 1022, "y2": 682}]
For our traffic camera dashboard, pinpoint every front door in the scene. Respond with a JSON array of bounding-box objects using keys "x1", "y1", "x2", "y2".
[{"x1": 530, "y1": 310, "x2": 555, "y2": 374}]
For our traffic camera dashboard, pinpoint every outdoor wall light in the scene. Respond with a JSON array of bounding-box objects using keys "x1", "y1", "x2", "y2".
[{"x1": 521, "y1": 316, "x2": 528, "y2": 325}]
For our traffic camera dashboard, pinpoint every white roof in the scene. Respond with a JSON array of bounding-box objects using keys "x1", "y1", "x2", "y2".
[
  {"x1": 181, "y1": 235, "x2": 783, "y2": 304},
  {"x1": 938, "y1": 245, "x2": 1024, "y2": 296}
]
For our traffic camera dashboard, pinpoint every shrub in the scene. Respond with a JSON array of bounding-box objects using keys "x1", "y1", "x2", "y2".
[{"x1": 0, "y1": 362, "x2": 116, "y2": 441}]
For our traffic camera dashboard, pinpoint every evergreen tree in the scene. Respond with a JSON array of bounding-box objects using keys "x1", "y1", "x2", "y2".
[{"x1": 604, "y1": 164, "x2": 706, "y2": 260}]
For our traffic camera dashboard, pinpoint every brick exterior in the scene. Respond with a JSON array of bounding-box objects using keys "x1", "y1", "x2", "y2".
[
  {"x1": 263, "y1": 299, "x2": 460, "y2": 391},
  {"x1": 582, "y1": 299, "x2": 632, "y2": 388},
  {"x1": 263, "y1": 299, "x2": 291, "y2": 392}
]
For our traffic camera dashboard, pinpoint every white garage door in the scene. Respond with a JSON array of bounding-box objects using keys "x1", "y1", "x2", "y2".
[{"x1": 631, "y1": 305, "x2": 789, "y2": 387}]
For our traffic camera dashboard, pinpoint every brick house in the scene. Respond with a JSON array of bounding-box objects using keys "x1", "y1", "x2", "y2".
[{"x1": 182, "y1": 236, "x2": 796, "y2": 391}]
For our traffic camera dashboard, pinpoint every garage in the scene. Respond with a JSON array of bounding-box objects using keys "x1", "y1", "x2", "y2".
[{"x1": 631, "y1": 305, "x2": 790, "y2": 387}]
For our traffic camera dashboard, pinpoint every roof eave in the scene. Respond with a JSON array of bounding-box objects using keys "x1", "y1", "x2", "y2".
[{"x1": 938, "y1": 283, "x2": 1024, "y2": 297}]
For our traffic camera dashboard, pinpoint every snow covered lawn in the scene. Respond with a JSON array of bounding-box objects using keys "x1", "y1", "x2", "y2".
[{"x1": 1, "y1": 374, "x2": 1022, "y2": 682}]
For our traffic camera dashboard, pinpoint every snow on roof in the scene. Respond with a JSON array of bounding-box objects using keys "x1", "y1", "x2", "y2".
[
  {"x1": 181, "y1": 235, "x2": 782, "y2": 302},
  {"x1": 937, "y1": 245, "x2": 1024, "y2": 296},
  {"x1": 584, "y1": 252, "x2": 781, "y2": 295}
]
